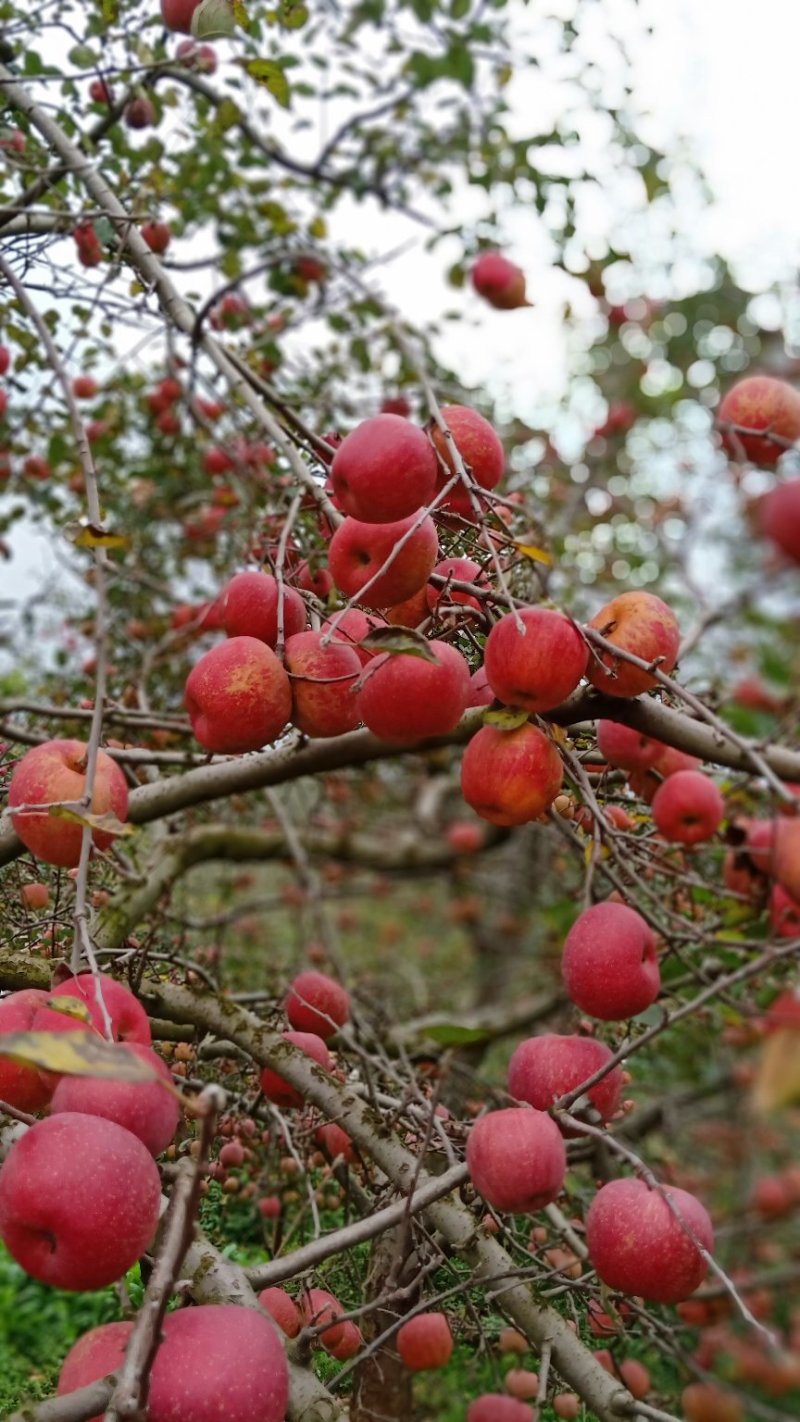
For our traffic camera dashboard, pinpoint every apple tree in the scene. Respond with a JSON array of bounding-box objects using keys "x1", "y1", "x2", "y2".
[{"x1": 0, "y1": 2, "x2": 799, "y2": 1420}]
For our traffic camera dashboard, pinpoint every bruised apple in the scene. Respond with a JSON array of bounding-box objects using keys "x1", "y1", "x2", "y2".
[
  {"x1": 586, "y1": 591, "x2": 680, "y2": 697},
  {"x1": 460, "y1": 723, "x2": 563, "y2": 826},
  {"x1": 329, "y1": 414, "x2": 437, "y2": 523},
  {"x1": 466, "y1": 1107, "x2": 566, "y2": 1212},
  {"x1": 357, "y1": 639, "x2": 470, "y2": 741},
  {"x1": 9, "y1": 740, "x2": 129, "y2": 868},
  {"x1": 184, "y1": 636, "x2": 291, "y2": 753},
  {"x1": 561, "y1": 901, "x2": 660, "y2": 1020},
  {"x1": 483, "y1": 607, "x2": 588, "y2": 713}
]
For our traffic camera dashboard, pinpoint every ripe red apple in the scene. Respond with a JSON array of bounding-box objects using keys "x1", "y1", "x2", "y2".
[
  {"x1": 768, "y1": 819, "x2": 800, "y2": 901},
  {"x1": 0, "y1": 1113, "x2": 160, "y2": 1290},
  {"x1": 468, "y1": 665, "x2": 494, "y2": 706},
  {"x1": 380, "y1": 395, "x2": 411, "y2": 417},
  {"x1": 505, "y1": 1369, "x2": 539, "y2": 1400},
  {"x1": 0, "y1": 989, "x2": 54, "y2": 1112},
  {"x1": 258, "y1": 1031, "x2": 332, "y2": 1109},
  {"x1": 328, "y1": 513, "x2": 439, "y2": 609},
  {"x1": 397, "y1": 1312, "x2": 453, "y2": 1371},
  {"x1": 357, "y1": 639, "x2": 470, "y2": 741},
  {"x1": 184, "y1": 636, "x2": 291, "y2": 753},
  {"x1": 586, "y1": 591, "x2": 680, "y2": 697},
  {"x1": 74, "y1": 224, "x2": 103, "y2": 267},
  {"x1": 142, "y1": 220, "x2": 171, "y2": 254},
  {"x1": 384, "y1": 585, "x2": 430, "y2": 627},
  {"x1": 0, "y1": 345, "x2": 10, "y2": 376},
  {"x1": 553, "y1": 1394, "x2": 580, "y2": 1419},
  {"x1": 429, "y1": 405, "x2": 505, "y2": 516},
  {"x1": 329, "y1": 415, "x2": 438, "y2": 523},
  {"x1": 561, "y1": 901, "x2": 660, "y2": 1020},
  {"x1": 483, "y1": 607, "x2": 588, "y2": 713},
  {"x1": 72, "y1": 374, "x2": 98, "y2": 399},
  {"x1": 760, "y1": 479, "x2": 800, "y2": 564},
  {"x1": 284, "y1": 629, "x2": 361, "y2": 738},
  {"x1": 124, "y1": 96, "x2": 155, "y2": 130},
  {"x1": 460, "y1": 722, "x2": 563, "y2": 826},
  {"x1": 586, "y1": 1177, "x2": 713, "y2": 1303},
  {"x1": 59, "y1": 1306, "x2": 289, "y2": 1422},
  {"x1": 471, "y1": 251, "x2": 529, "y2": 310},
  {"x1": 20, "y1": 882, "x2": 49, "y2": 910},
  {"x1": 596, "y1": 720, "x2": 662, "y2": 770},
  {"x1": 426, "y1": 556, "x2": 485, "y2": 614},
  {"x1": 320, "y1": 608, "x2": 385, "y2": 665},
  {"x1": 8, "y1": 739, "x2": 129, "y2": 868},
  {"x1": 681, "y1": 1382, "x2": 745, "y2": 1422},
  {"x1": 286, "y1": 970, "x2": 350, "y2": 1038},
  {"x1": 221, "y1": 570, "x2": 307, "y2": 647},
  {"x1": 770, "y1": 883, "x2": 800, "y2": 937},
  {"x1": 88, "y1": 77, "x2": 113, "y2": 104},
  {"x1": 467, "y1": 1397, "x2": 535, "y2": 1422},
  {"x1": 466, "y1": 1107, "x2": 566, "y2": 1212},
  {"x1": 301, "y1": 1288, "x2": 346, "y2": 1347},
  {"x1": 257, "y1": 1287, "x2": 302, "y2": 1337},
  {"x1": 315, "y1": 1122, "x2": 357, "y2": 1164},
  {"x1": 32, "y1": 972, "x2": 152, "y2": 1049},
  {"x1": 50, "y1": 1042, "x2": 179, "y2": 1155},
  {"x1": 446, "y1": 820, "x2": 483, "y2": 854},
  {"x1": 718, "y1": 376, "x2": 800, "y2": 468},
  {"x1": 324, "y1": 1318, "x2": 362, "y2": 1359},
  {"x1": 161, "y1": 0, "x2": 201, "y2": 31},
  {"x1": 651, "y1": 769, "x2": 725, "y2": 845},
  {"x1": 507, "y1": 1033, "x2": 623, "y2": 1127}
]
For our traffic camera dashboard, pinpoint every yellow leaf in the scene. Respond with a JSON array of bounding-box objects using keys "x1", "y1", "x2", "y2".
[
  {"x1": 48, "y1": 806, "x2": 133, "y2": 837},
  {"x1": 514, "y1": 542, "x2": 554, "y2": 567},
  {"x1": 66, "y1": 521, "x2": 129, "y2": 551},
  {"x1": 41, "y1": 996, "x2": 93, "y2": 1026},
  {"x1": 482, "y1": 707, "x2": 529, "y2": 731},
  {"x1": 751, "y1": 1027, "x2": 800, "y2": 1113},
  {"x1": 308, "y1": 215, "x2": 327, "y2": 240},
  {"x1": 0, "y1": 1032, "x2": 157, "y2": 1082}
]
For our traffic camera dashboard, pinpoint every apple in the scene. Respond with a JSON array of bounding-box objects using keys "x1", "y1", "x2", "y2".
[
  {"x1": 300, "y1": 1288, "x2": 346, "y2": 1347},
  {"x1": 72, "y1": 374, "x2": 98, "y2": 399},
  {"x1": 258, "y1": 1030, "x2": 332, "y2": 1108},
  {"x1": 22, "y1": 456, "x2": 51, "y2": 481},
  {"x1": 596, "y1": 720, "x2": 662, "y2": 770},
  {"x1": 429, "y1": 405, "x2": 505, "y2": 516},
  {"x1": 142, "y1": 220, "x2": 171, "y2": 254},
  {"x1": 8, "y1": 739, "x2": 129, "y2": 869},
  {"x1": 315, "y1": 1122, "x2": 357, "y2": 1164},
  {"x1": 257, "y1": 1286, "x2": 302, "y2": 1337},
  {"x1": 681, "y1": 1383, "x2": 745, "y2": 1422},
  {"x1": 294, "y1": 256, "x2": 327, "y2": 284},
  {"x1": 384, "y1": 585, "x2": 430, "y2": 627},
  {"x1": 161, "y1": 0, "x2": 201, "y2": 31},
  {"x1": 0, "y1": 989, "x2": 54, "y2": 1112},
  {"x1": 396, "y1": 1312, "x2": 453, "y2": 1371},
  {"x1": 324, "y1": 1318, "x2": 362, "y2": 1359},
  {"x1": 88, "y1": 78, "x2": 113, "y2": 104},
  {"x1": 467, "y1": 1398, "x2": 535, "y2": 1422},
  {"x1": 59, "y1": 1306, "x2": 289, "y2": 1422},
  {"x1": 770, "y1": 883, "x2": 800, "y2": 937},
  {"x1": 357, "y1": 639, "x2": 470, "y2": 741},
  {"x1": 184, "y1": 636, "x2": 291, "y2": 753},
  {"x1": 651, "y1": 770, "x2": 725, "y2": 845},
  {"x1": 0, "y1": 1113, "x2": 160, "y2": 1290},
  {"x1": 284, "y1": 629, "x2": 361, "y2": 738},
  {"x1": 50, "y1": 1042, "x2": 179, "y2": 1155},
  {"x1": 329, "y1": 414, "x2": 438, "y2": 523},
  {"x1": 466, "y1": 1107, "x2": 566, "y2": 1212},
  {"x1": 594, "y1": 400, "x2": 636, "y2": 438},
  {"x1": 507, "y1": 1033, "x2": 623, "y2": 1127},
  {"x1": 760, "y1": 478, "x2": 800, "y2": 564},
  {"x1": 124, "y1": 96, "x2": 155, "y2": 130},
  {"x1": 221, "y1": 570, "x2": 307, "y2": 647},
  {"x1": 561, "y1": 901, "x2": 660, "y2": 1020},
  {"x1": 426, "y1": 556, "x2": 485, "y2": 614},
  {"x1": 320, "y1": 608, "x2": 385, "y2": 665},
  {"x1": 471, "y1": 251, "x2": 529, "y2": 310},
  {"x1": 460, "y1": 722, "x2": 563, "y2": 826},
  {"x1": 293, "y1": 559, "x2": 334, "y2": 600},
  {"x1": 586, "y1": 1177, "x2": 713, "y2": 1303},
  {"x1": 380, "y1": 395, "x2": 411, "y2": 417},
  {"x1": 285, "y1": 970, "x2": 350, "y2": 1038},
  {"x1": 619, "y1": 1359, "x2": 650, "y2": 1400},
  {"x1": 446, "y1": 820, "x2": 483, "y2": 854},
  {"x1": 718, "y1": 375, "x2": 800, "y2": 468},
  {"x1": 74, "y1": 224, "x2": 103, "y2": 267},
  {"x1": 468, "y1": 665, "x2": 494, "y2": 706},
  {"x1": 553, "y1": 1395, "x2": 580, "y2": 1419},
  {"x1": 586, "y1": 590, "x2": 680, "y2": 697},
  {"x1": 0, "y1": 345, "x2": 10, "y2": 376},
  {"x1": 209, "y1": 292, "x2": 252, "y2": 330},
  {"x1": 20, "y1": 882, "x2": 50, "y2": 910},
  {"x1": 505, "y1": 1369, "x2": 539, "y2": 1400},
  {"x1": 483, "y1": 607, "x2": 588, "y2": 713},
  {"x1": 175, "y1": 39, "x2": 218, "y2": 72},
  {"x1": 328, "y1": 513, "x2": 439, "y2": 609}
]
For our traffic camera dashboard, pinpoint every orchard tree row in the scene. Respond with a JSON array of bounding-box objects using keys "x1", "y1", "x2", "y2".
[{"x1": 0, "y1": 2, "x2": 799, "y2": 1421}]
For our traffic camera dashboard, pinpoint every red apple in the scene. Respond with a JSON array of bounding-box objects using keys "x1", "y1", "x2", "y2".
[
  {"x1": 586, "y1": 1177, "x2": 713, "y2": 1303},
  {"x1": 284, "y1": 629, "x2": 361, "y2": 738},
  {"x1": 324, "y1": 1318, "x2": 362, "y2": 1359},
  {"x1": 319, "y1": 608, "x2": 385, "y2": 665},
  {"x1": 0, "y1": 1113, "x2": 160, "y2": 1290},
  {"x1": 380, "y1": 395, "x2": 411, "y2": 417},
  {"x1": 32, "y1": 972, "x2": 152, "y2": 1046},
  {"x1": 257, "y1": 1287, "x2": 302, "y2": 1338},
  {"x1": 770, "y1": 883, "x2": 800, "y2": 937},
  {"x1": 330, "y1": 415, "x2": 438, "y2": 523},
  {"x1": 315, "y1": 1122, "x2": 357, "y2": 1164},
  {"x1": 651, "y1": 770, "x2": 725, "y2": 845},
  {"x1": 221, "y1": 571, "x2": 307, "y2": 647},
  {"x1": 561, "y1": 901, "x2": 660, "y2": 1020},
  {"x1": 328, "y1": 513, "x2": 439, "y2": 609},
  {"x1": 175, "y1": 39, "x2": 218, "y2": 71},
  {"x1": 9, "y1": 739, "x2": 129, "y2": 869},
  {"x1": 596, "y1": 720, "x2": 662, "y2": 770},
  {"x1": 384, "y1": 585, "x2": 430, "y2": 627},
  {"x1": 357, "y1": 639, "x2": 470, "y2": 741},
  {"x1": 468, "y1": 665, "x2": 494, "y2": 706},
  {"x1": 586, "y1": 591, "x2": 680, "y2": 697},
  {"x1": 467, "y1": 1398, "x2": 535, "y2": 1422},
  {"x1": 0, "y1": 989, "x2": 54, "y2": 1112},
  {"x1": 286, "y1": 970, "x2": 350, "y2": 1038},
  {"x1": 72, "y1": 374, "x2": 98, "y2": 399},
  {"x1": 142, "y1": 220, "x2": 171, "y2": 254},
  {"x1": 426, "y1": 556, "x2": 485, "y2": 614},
  {"x1": 0, "y1": 345, "x2": 10, "y2": 376},
  {"x1": 50, "y1": 1042, "x2": 179, "y2": 1155},
  {"x1": 74, "y1": 224, "x2": 103, "y2": 267},
  {"x1": 161, "y1": 0, "x2": 201, "y2": 32},
  {"x1": 553, "y1": 1394, "x2": 580, "y2": 1419},
  {"x1": 258, "y1": 1031, "x2": 332, "y2": 1109},
  {"x1": 760, "y1": 479, "x2": 800, "y2": 564},
  {"x1": 397, "y1": 1312, "x2": 453, "y2": 1371},
  {"x1": 300, "y1": 1288, "x2": 346, "y2": 1347},
  {"x1": 483, "y1": 607, "x2": 588, "y2": 713},
  {"x1": 124, "y1": 96, "x2": 155, "y2": 130},
  {"x1": 681, "y1": 1382, "x2": 745, "y2": 1422},
  {"x1": 507, "y1": 1033, "x2": 623, "y2": 1128},
  {"x1": 466, "y1": 1107, "x2": 566, "y2": 1212},
  {"x1": 505, "y1": 1369, "x2": 539, "y2": 1400},
  {"x1": 20, "y1": 882, "x2": 49, "y2": 910},
  {"x1": 429, "y1": 405, "x2": 505, "y2": 516},
  {"x1": 718, "y1": 376, "x2": 800, "y2": 468},
  {"x1": 471, "y1": 252, "x2": 529, "y2": 310},
  {"x1": 460, "y1": 723, "x2": 563, "y2": 826},
  {"x1": 445, "y1": 820, "x2": 483, "y2": 854},
  {"x1": 184, "y1": 636, "x2": 291, "y2": 753}
]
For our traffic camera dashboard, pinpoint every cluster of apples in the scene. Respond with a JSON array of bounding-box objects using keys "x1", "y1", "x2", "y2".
[
  {"x1": 596, "y1": 721, "x2": 726, "y2": 845},
  {"x1": 719, "y1": 374, "x2": 800, "y2": 564}
]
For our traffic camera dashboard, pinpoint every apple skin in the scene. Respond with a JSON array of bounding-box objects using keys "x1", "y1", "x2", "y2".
[
  {"x1": 384, "y1": 585, "x2": 430, "y2": 628},
  {"x1": 329, "y1": 414, "x2": 438, "y2": 523},
  {"x1": 301, "y1": 1287, "x2": 346, "y2": 1347},
  {"x1": 468, "y1": 665, "x2": 494, "y2": 707},
  {"x1": 770, "y1": 883, "x2": 800, "y2": 937},
  {"x1": 160, "y1": 0, "x2": 200, "y2": 32},
  {"x1": 460, "y1": 723, "x2": 563, "y2": 827},
  {"x1": 397, "y1": 1312, "x2": 453, "y2": 1371},
  {"x1": 466, "y1": 1107, "x2": 566, "y2": 1212},
  {"x1": 286, "y1": 970, "x2": 350, "y2": 1038},
  {"x1": 429, "y1": 405, "x2": 505, "y2": 516},
  {"x1": 0, "y1": 989, "x2": 54, "y2": 1112},
  {"x1": 772, "y1": 817, "x2": 800, "y2": 901},
  {"x1": 221, "y1": 570, "x2": 307, "y2": 646},
  {"x1": 586, "y1": 590, "x2": 680, "y2": 697},
  {"x1": 596, "y1": 720, "x2": 662, "y2": 771},
  {"x1": 184, "y1": 636, "x2": 291, "y2": 753},
  {"x1": 426, "y1": 556, "x2": 484, "y2": 614},
  {"x1": 328, "y1": 513, "x2": 439, "y2": 609},
  {"x1": 50, "y1": 1042, "x2": 180, "y2": 1156},
  {"x1": 357, "y1": 639, "x2": 470, "y2": 742},
  {"x1": 58, "y1": 1306, "x2": 289, "y2": 1422},
  {"x1": 284, "y1": 629, "x2": 361, "y2": 738},
  {"x1": 32, "y1": 972, "x2": 152, "y2": 1046},
  {"x1": 324, "y1": 1318, "x2": 362, "y2": 1359},
  {"x1": 471, "y1": 252, "x2": 529, "y2": 310},
  {"x1": 718, "y1": 375, "x2": 800, "y2": 468},
  {"x1": 651, "y1": 769, "x2": 725, "y2": 845},
  {"x1": 8, "y1": 739, "x2": 129, "y2": 869},
  {"x1": 315, "y1": 1121, "x2": 357, "y2": 1164},
  {"x1": 320, "y1": 608, "x2": 385, "y2": 665},
  {"x1": 760, "y1": 478, "x2": 800, "y2": 563},
  {"x1": 561, "y1": 901, "x2": 660, "y2": 1021},
  {"x1": 0, "y1": 1113, "x2": 160, "y2": 1290},
  {"x1": 483, "y1": 607, "x2": 588, "y2": 713},
  {"x1": 467, "y1": 1397, "x2": 534, "y2": 1422},
  {"x1": 585, "y1": 1177, "x2": 713, "y2": 1303},
  {"x1": 258, "y1": 1030, "x2": 332, "y2": 1109},
  {"x1": 507, "y1": 1033, "x2": 623, "y2": 1129},
  {"x1": 257, "y1": 1286, "x2": 302, "y2": 1337}
]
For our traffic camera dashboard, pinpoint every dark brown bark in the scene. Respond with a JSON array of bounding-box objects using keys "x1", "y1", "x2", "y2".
[{"x1": 350, "y1": 1225, "x2": 418, "y2": 1422}]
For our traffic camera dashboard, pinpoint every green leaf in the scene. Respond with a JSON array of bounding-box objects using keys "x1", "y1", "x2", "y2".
[
  {"x1": 423, "y1": 1022, "x2": 490, "y2": 1046},
  {"x1": 214, "y1": 97, "x2": 242, "y2": 133},
  {"x1": 277, "y1": 0, "x2": 309, "y2": 28},
  {"x1": 359, "y1": 626, "x2": 439, "y2": 661},
  {"x1": 245, "y1": 59, "x2": 291, "y2": 108},
  {"x1": 482, "y1": 706, "x2": 529, "y2": 730}
]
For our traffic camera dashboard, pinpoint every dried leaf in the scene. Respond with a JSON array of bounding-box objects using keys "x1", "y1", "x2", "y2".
[
  {"x1": 752, "y1": 1027, "x2": 800, "y2": 1113},
  {"x1": 514, "y1": 541, "x2": 554, "y2": 566},
  {"x1": 48, "y1": 805, "x2": 133, "y2": 837},
  {"x1": 64, "y1": 521, "x2": 129, "y2": 551},
  {"x1": 482, "y1": 706, "x2": 529, "y2": 731},
  {"x1": 0, "y1": 1031, "x2": 157, "y2": 1081}
]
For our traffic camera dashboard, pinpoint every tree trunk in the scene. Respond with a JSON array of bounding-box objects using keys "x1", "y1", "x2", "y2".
[{"x1": 350, "y1": 1224, "x2": 418, "y2": 1422}]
